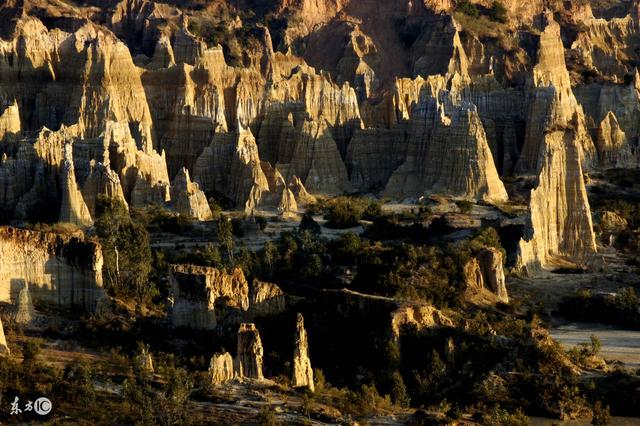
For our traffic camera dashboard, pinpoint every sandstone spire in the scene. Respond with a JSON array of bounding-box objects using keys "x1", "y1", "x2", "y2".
[
  {"x1": 13, "y1": 283, "x2": 35, "y2": 325},
  {"x1": 209, "y1": 352, "x2": 234, "y2": 384},
  {"x1": 595, "y1": 112, "x2": 636, "y2": 168},
  {"x1": 292, "y1": 313, "x2": 314, "y2": 391},
  {"x1": 0, "y1": 316, "x2": 9, "y2": 356},
  {"x1": 517, "y1": 128, "x2": 598, "y2": 274},
  {"x1": 59, "y1": 143, "x2": 93, "y2": 227},
  {"x1": 82, "y1": 161, "x2": 128, "y2": 216},
  {"x1": 235, "y1": 323, "x2": 264, "y2": 380},
  {"x1": 170, "y1": 167, "x2": 213, "y2": 221}
]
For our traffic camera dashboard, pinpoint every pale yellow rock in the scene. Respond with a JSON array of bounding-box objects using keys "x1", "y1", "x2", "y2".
[
  {"x1": 250, "y1": 279, "x2": 285, "y2": 317},
  {"x1": 0, "y1": 226, "x2": 105, "y2": 311},
  {"x1": 170, "y1": 167, "x2": 213, "y2": 221},
  {"x1": 236, "y1": 323, "x2": 264, "y2": 380},
  {"x1": 464, "y1": 248, "x2": 508, "y2": 304},
  {"x1": 209, "y1": 352, "x2": 234, "y2": 384},
  {"x1": 169, "y1": 265, "x2": 250, "y2": 330},
  {"x1": 595, "y1": 112, "x2": 636, "y2": 168},
  {"x1": 59, "y1": 144, "x2": 93, "y2": 227},
  {"x1": 390, "y1": 304, "x2": 453, "y2": 341},
  {"x1": 0, "y1": 100, "x2": 20, "y2": 141},
  {"x1": 0, "y1": 317, "x2": 8, "y2": 355},
  {"x1": 384, "y1": 88, "x2": 508, "y2": 203},
  {"x1": 293, "y1": 313, "x2": 314, "y2": 391},
  {"x1": 517, "y1": 129, "x2": 598, "y2": 274},
  {"x1": 13, "y1": 283, "x2": 35, "y2": 325},
  {"x1": 82, "y1": 162, "x2": 128, "y2": 216}
]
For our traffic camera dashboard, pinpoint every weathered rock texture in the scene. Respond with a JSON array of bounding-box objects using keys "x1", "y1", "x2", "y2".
[
  {"x1": 235, "y1": 323, "x2": 264, "y2": 380},
  {"x1": 464, "y1": 248, "x2": 509, "y2": 303},
  {"x1": 209, "y1": 352, "x2": 234, "y2": 384},
  {"x1": 390, "y1": 304, "x2": 453, "y2": 341},
  {"x1": 0, "y1": 227, "x2": 105, "y2": 311},
  {"x1": 0, "y1": 317, "x2": 8, "y2": 355},
  {"x1": 517, "y1": 130, "x2": 598, "y2": 273},
  {"x1": 169, "y1": 264, "x2": 249, "y2": 329},
  {"x1": 292, "y1": 313, "x2": 314, "y2": 391},
  {"x1": 13, "y1": 283, "x2": 35, "y2": 325},
  {"x1": 170, "y1": 167, "x2": 212, "y2": 220},
  {"x1": 249, "y1": 279, "x2": 286, "y2": 317}
]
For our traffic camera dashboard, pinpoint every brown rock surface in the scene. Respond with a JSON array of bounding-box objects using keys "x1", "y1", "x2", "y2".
[
  {"x1": 0, "y1": 317, "x2": 8, "y2": 355},
  {"x1": 170, "y1": 167, "x2": 212, "y2": 220},
  {"x1": 390, "y1": 304, "x2": 453, "y2": 341},
  {"x1": 13, "y1": 283, "x2": 36, "y2": 325},
  {"x1": 169, "y1": 264, "x2": 249, "y2": 330},
  {"x1": 235, "y1": 323, "x2": 264, "y2": 380},
  {"x1": 249, "y1": 279, "x2": 285, "y2": 317}
]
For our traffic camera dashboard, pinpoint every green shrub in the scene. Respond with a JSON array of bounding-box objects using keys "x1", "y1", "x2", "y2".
[
  {"x1": 457, "y1": 0, "x2": 480, "y2": 17},
  {"x1": 488, "y1": 1, "x2": 508, "y2": 23}
]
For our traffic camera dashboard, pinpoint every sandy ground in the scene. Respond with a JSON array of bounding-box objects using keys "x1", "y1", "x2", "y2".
[{"x1": 551, "y1": 323, "x2": 640, "y2": 370}]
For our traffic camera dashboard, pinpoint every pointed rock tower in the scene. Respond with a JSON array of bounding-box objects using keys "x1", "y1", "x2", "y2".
[
  {"x1": 293, "y1": 313, "x2": 314, "y2": 391},
  {"x1": 209, "y1": 352, "x2": 234, "y2": 384},
  {"x1": 59, "y1": 143, "x2": 93, "y2": 227}
]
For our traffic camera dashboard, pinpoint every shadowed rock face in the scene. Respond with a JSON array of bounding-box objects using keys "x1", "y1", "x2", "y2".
[
  {"x1": 0, "y1": 226, "x2": 105, "y2": 311},
  {"x1": 235, "y1": 323, "x2": 264, "y2": 380},
  {"x1": 465, "y1": 247, "x2": 509, "y2": 303},
  {"x1": 169, "y1": 264, "x2": 249, "y2": 330}
]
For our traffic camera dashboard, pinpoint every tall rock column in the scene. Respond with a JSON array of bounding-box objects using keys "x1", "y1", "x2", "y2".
[
  {"x1": 210, "y1": 352, "x2": 234, "y2": 384},
  {"x1": 517, "y1": 128, "x2": 597, "y2": 274},
  {"x1": 236, "y1": 323, "x2": 264, "y2": 380},
  {"x1": 59, "y1": 144, "x2": 93, "y2": 227},
  {"x1": 292, "y1": 313, "x2": 314, "y2": 391}
]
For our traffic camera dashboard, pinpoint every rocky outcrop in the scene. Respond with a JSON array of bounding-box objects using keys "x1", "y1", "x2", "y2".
[
  {"x1": 384, "y1": 86, "x2": 508, "y2": 203},
  {"x1": 170, "y1": 167, "x2": 212, "y2": 220},
  {"x1": 465, "y1": 248, "x2": 509, "y2": 303},
  {"x1": 0, "y1": 317, "x2": 8, "y2": 355},
  {"x1": 0, "y1": 227, "x2": 105, "y2": 311},
  {"x1": 136, "y1": 345, "x2": 154, "y2": 374},
  {"x1": 292, "y1": 313, "x2": 314, "y2": 391},
  {"x1": 169, "y1": 265, "x2": 250, "y2": 329},
  {"x1": 81, "y1": 162, "x2": 129, "y2": 216},
  {"x1": 194, "y1": 126, "x2": 269, "y2": 213},
  {"x1": 595, "y1": 112, "x2": 636, "y2": 168},
  {"x1": 390, "y1": 304, "x2": 453, "y2": 341},
  {"x1": 517, "y1": 13, "x2": 596, "y2": 173},
  {"x1": 209, "y1": 352, "x2": 234, "y2": 384},
  {"x1": 235, "y1": 323, "x2": 264, "y2": 380},
  {"x1": 516, "y1": 129, "x2": 598, "y2": 274},
  {"x1": 59, "y1": 144, "x2": 93, "y2": 227},
  {"x1": 0, "y1": 100, "x2": 20, "y2": 142},
  {"x1": 13, "y1": 283, "x2": 35, "y2": 325},
  {"x1": 249, "y1": 279, "x2": 285, "y2": 317}
]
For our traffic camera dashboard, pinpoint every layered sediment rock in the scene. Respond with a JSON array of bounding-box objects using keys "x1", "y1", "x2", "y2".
[
  {"x1": 169, "y1": 265, "x2": 249, "y2": 329},
  {"x1": 384, "y1": 86, "x2": 508, "y2": 203},
  {"x1": 464, "y1": 248, "x2": 509, "y2": 303},
  {"x1": 0, "y1": 317, "x2": 8, "y2": 355},
  {"x1": 594, "y1": 112, "x2": 636, "y2": 168},
  {"x1": 13, "y1": 283, "x2": 35, "y2": 325},
  {"x1": 0, "y1": 227, "x2": 104, "y2": 311},
  {"x1": 81, "y1": 162, "x2": 129, "y2": 216},
  {"x1": 517, "y1": 129, "x2": 598, "y2": 273},
  {"x1": 210, "y1": 352, "x2": 234, "y2": 384},
  {"x1": 390, "y1": 304, "x2": 453, "y2": 341},
  {"x1": 170, "y1": 167, "x2": 212, "y2": 220},
  {"x1": 292, "y1": 313, "x2": 314, "y2": 391},
  {"x1": 235, "y1": 323, "x2": 264, "y2": 380},
  {"x1": 249, "y1": 279, "x2": 285, "y2": 317},
  {"x1": 59, "y1": 144, "x2": 93, "y2": 227}
]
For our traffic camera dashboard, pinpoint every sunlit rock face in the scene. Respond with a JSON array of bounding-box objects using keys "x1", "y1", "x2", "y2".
[
  {"x1": 168, "y1": 264, "x2": 249, "y2": 330},
  {"x1": 0, "y1": 227, "x2": 105, "y2": 311},
  {"x1": 209, "y1": 352, "x2": 234, "y2": 384},
  {"x1": 292, "y1": 313, "x2": 314, "y2": 391}
]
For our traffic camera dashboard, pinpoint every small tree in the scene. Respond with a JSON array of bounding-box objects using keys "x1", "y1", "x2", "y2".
[
  {"x1": 390, "y1": 371, "x2": 410, "y2": 407},
  {"x1": 217, "y1": 217, "x2": 235, "y2": 261}
]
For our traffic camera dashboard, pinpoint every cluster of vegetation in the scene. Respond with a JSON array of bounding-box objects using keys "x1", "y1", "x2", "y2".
[
  {"x1": 558, "y1": 287, "x2": 640, "y2": 329},
  {"x1": 456, "y1": 0, "x2": 507, "y2": 23},
  {"x1": 308, "y1": 196, "x2": 382, "y2": 229}
]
